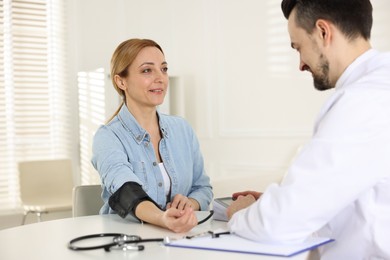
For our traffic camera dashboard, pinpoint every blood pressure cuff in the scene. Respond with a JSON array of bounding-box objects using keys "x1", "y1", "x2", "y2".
[{"x1": 108, "y1": 181, "x2": 161, "y2": 221}]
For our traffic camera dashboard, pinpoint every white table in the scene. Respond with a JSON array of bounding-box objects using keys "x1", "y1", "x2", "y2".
[{"x1": 0, "y1": 212, "x2": 311, "y2": 260}]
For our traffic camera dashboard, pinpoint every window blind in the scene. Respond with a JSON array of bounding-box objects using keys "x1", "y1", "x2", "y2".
[
  {"x1": 78, "y1": 68, "x2": 105, "y2": 185},
  {"x1": 0, "y1": 0, "x2": 69, "y2": 210}
]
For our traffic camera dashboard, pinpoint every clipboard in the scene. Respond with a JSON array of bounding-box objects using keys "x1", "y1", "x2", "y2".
[{"x1": 165, "y1": 232, "x2": 334, "y2": 257}]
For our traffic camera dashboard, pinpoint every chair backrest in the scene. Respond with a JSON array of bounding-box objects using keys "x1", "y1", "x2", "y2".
[
  {"x1": 18, "y1": 159, "x2": 74, "y2": 205},
  {"x1": 72, "y1": 185, "x2": 103, "y2": 217}
]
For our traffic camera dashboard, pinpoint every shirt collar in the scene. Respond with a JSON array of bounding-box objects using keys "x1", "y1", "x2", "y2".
[
  {"x1": 117, "y1": 104, "x2": 168, "y2": 144},
  {"x1": 335, "y1": 48, "x2": 379, "y2": 90}
]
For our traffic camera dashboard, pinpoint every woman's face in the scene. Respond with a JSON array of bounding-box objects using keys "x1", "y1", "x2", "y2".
[{"x1": 120, "y1": 46, "x2": 168, "y2": 110}]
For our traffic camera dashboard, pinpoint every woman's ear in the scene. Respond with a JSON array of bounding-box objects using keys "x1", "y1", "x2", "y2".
[{"x1": 114, "y1": 75, "x2": 126, "y2": 90}]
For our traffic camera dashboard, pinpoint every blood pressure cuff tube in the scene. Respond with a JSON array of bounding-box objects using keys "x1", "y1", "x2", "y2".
[{"x1": 108, "y1": 181, "x2": 161, "y2": 221}]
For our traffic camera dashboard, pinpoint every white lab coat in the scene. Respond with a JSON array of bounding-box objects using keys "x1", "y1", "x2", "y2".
[{"x1": 228, "y1": 49, "x2": 390, "y2": 259}]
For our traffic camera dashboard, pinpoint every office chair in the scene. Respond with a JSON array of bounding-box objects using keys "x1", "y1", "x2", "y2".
[
  {"x1": 72, "y1": 184, "x2": 103, "y2": 217},
  {"x1": 18, "y1": 159, "x2": 74, "y2": 225}
]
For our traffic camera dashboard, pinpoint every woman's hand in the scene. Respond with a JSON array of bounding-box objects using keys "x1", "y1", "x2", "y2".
[
  {"x1": 135, "y1": 200, "x2": 198, "y2": 233},
  {"x1": 166, "y1": 194, "x2": 200, "y2": 210},
  {"x1": 162, "y1": 207, "x2": 198, "y2": 233}
]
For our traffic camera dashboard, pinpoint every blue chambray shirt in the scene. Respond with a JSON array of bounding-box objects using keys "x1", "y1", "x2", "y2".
[{"x1": 92, "y1": 104, "x2": 213, "y2": 214}]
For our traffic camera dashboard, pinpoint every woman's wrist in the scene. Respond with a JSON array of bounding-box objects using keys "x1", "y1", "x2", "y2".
[
  {"x1": 189, "y1": 198, "x2": 200, "y2": 210},
  {"x1": 135, "y1": 201, "x2": 166, "y2": 227}
]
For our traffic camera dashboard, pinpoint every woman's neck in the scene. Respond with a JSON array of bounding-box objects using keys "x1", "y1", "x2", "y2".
[{"x1": 126, "y1": 102, "x2": 159, "y2": 131}]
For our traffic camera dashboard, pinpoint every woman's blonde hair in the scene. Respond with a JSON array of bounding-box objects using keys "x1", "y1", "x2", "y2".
[{"x1": 107, "y1": 38, "x2": 164, "y2": 123}]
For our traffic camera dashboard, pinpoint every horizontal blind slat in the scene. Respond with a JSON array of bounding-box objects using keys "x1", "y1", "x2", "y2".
[{"x1": 0, "y1": 0, "x2": 69, "y2": 211}]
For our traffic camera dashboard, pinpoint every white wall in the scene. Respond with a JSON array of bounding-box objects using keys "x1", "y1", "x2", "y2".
[
  {"x1": 69, "y1": 0, "x2": 390, "y2": 189},
  {"x1": 2, "y1": 0, "x2": 388, "y2": 231}
]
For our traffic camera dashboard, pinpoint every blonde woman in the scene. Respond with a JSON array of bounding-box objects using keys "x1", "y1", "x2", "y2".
[{"x1": 92, "y1": 39, "x2": 213, "y2": 233}]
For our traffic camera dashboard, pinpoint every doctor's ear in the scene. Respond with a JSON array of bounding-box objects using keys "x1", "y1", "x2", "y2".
[
  {"x1": 114, "y1": 75, "x2": 126, "y2": 90},
  {"x1": 315, "y1": 19, "x2": 332, "y2": 44}
]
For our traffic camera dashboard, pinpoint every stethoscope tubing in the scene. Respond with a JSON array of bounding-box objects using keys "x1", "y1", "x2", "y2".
[{"x1": 68, "y1": 233, "x2": 164, "y2": 251}]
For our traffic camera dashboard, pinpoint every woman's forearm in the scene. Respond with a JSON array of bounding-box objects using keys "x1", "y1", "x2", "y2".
[{"x1": 135, "y1": 200, "x2": 166, "y2": 228}]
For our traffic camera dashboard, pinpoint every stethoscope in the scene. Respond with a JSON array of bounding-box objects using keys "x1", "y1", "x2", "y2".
[
  {"x1": 68, "y1": 210, "x2": 214, "y2": 252},
  {"x1": 68, "y1": 233, "x2": 166, "y2": 251}
]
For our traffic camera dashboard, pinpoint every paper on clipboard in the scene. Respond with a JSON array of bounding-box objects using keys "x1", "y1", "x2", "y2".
[{"x1": 165, "y1": 233, "x2": 334, "y2": 257}]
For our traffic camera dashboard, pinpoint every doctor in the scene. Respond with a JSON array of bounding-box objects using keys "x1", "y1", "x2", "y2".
[{"x1": 227, "y1": 0, "x2": 390, "y2": 258}]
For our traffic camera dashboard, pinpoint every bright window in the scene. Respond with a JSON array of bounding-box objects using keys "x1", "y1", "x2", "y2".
[{"x1": 0, "y1": 0, "x2": 69, "y2": 210}]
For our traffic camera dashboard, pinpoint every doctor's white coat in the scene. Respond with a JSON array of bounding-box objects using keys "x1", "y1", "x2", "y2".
[{"x1": 228, "y1": 49, "x2": 390, "y2": 259}]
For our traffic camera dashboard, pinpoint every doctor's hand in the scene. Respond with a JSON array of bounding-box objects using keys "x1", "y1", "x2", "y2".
[
  {"x1": 226, "y1": 194, "x2": 257, "y2": 220},
  {"x1": 162, "y1": 207, "x2": 198, "y2": 233},
  {"x1": 232, "y1": 190, "x2": 262, "y2": 200},
  {"x1": 166, "y1": 194, "x2": 200, "y2": 210}
]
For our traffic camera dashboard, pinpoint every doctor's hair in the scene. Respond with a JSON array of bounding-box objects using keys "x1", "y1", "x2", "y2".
[
  {"x1": 107, "y1": 38, "x2": 164, "y2": 123},
  {"x1": 281, "y1": 0, "x2": 373, "y2": 40}
]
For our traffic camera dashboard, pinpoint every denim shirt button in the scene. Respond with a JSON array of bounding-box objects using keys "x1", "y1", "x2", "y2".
[
  {"x1": 153, "y1": 162, "x2": 157, "y2": 166},
  {"x1": 144, "y1": 142, "x2": 149, "y2": 147},
  {"x1": 158, "y1": 182, "x2": 163, "y2": 187}
]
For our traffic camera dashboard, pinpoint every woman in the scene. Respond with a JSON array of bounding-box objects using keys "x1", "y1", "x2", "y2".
[{"x1": 92, "y1": 38, "x2": 213, "y2": 233}]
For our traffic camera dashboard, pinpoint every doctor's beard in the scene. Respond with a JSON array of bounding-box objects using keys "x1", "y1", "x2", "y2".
[{"x1": 313, "y1": 55, "x2": 333, "y2": 91}]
